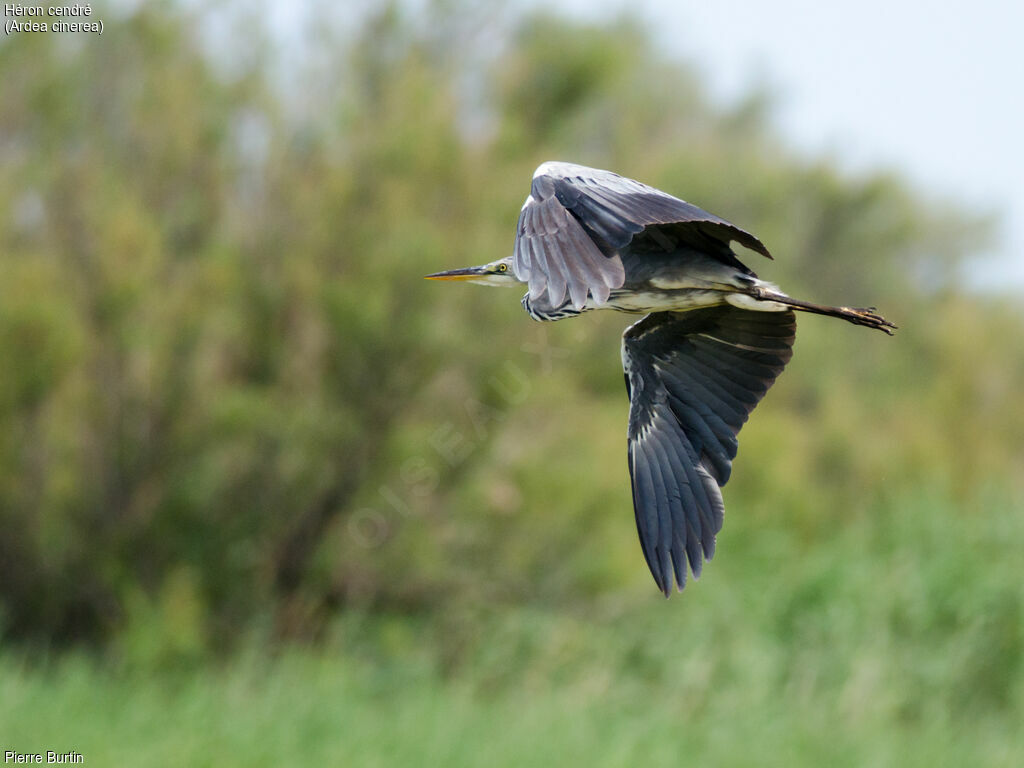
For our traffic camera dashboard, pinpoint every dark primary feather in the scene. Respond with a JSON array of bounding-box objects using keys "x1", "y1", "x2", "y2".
[
  {"x1": 622, "y1": 306, "x2": 796, "y2": 595},
  {"x1": 513, "y1": 162, "x2": 773, "y2": 309}
]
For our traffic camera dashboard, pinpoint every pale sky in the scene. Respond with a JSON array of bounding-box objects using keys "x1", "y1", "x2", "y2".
[
  {"x1": 543, "y1": 0, "x2": 1024, "y2": 287},
  {"x1": 255, "y1": 0, "x2": 1021, "y2": 286}
]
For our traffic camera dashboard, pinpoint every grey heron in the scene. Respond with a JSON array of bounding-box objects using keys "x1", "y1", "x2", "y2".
[{"x1": 427, "y1": 161, "x2": 895, "y2": 596}]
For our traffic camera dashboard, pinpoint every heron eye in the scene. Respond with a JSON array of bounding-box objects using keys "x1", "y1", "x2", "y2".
[{"x1": 497, "y1": 263, "x2": 508, "y2": 273}]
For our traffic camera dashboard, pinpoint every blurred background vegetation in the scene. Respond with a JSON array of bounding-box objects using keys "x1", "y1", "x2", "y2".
[{"x1": 0, "y1": 2, "x2": 1021, "y2": 765}]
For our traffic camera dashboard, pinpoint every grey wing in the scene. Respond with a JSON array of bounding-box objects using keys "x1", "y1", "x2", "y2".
[
  {"x1": 515, "y1": 192, "x2": 625, "y2": 310},
  {"x1": 514, "y1": 162, "x2": 773, "y2": 310},
  {"x1": 622, "y1": 306, "x2": 796, "y2": 596}
]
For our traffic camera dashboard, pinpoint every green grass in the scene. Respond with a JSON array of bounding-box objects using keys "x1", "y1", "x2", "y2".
[
  {"x1": 4, "y1": 483, "x2": 1019, "y2": 765},
  {"x1": 3, "y1": 485, "x2": 1022, "y2": 767}
]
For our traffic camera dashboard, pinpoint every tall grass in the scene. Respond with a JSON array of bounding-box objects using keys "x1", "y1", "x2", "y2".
[{"x1": 3, "y1": 484, "x2": 1020, "y2": 767}]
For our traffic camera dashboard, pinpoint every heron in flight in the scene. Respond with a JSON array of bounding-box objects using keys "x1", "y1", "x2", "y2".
[{"x1": 427, "y1": 162, "x2": 895, "y2": 596}]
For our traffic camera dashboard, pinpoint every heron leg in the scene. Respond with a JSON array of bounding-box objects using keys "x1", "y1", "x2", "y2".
[{"x1": 751, "y1": 289, "x2": 897, "y2": 334}]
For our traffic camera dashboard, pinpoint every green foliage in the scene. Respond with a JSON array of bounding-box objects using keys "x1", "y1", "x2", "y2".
[
  {"x1": 2, "y1": 486, "x2": 1022, "y2": 765},
  {"x1": 0, "y1": 0, "x2": 1020, "y2": 715},
  {"x1": 1, "y1": 2, "x2": 1022, "y2": 762}
]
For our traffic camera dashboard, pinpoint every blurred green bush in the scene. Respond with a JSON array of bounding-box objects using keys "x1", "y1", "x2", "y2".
[{"x1": 0, "y1": 2, "x2": 1020, "y2": 663}]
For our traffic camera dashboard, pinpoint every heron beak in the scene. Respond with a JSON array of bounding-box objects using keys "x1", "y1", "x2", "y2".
[{"x1": 424, "y1": 266, "x2": 489, "y2": 281}]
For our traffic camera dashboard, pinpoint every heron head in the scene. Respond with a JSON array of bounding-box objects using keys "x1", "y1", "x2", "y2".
[{"x1": 424, "y1": 256, "x2": 520, "y2": 287}]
